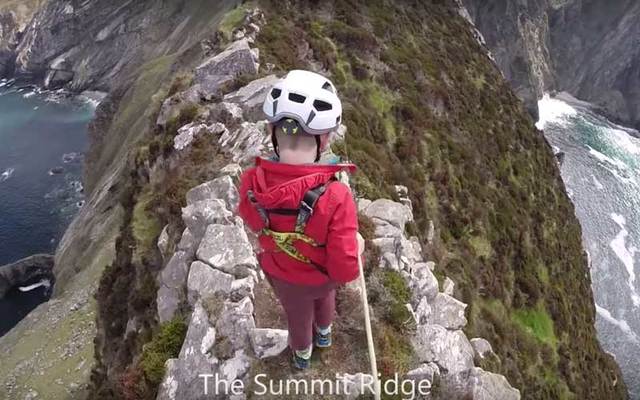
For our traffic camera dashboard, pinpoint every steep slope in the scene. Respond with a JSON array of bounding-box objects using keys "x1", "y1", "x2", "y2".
[{"x1": 463, "y1": 0, "x2": 640, "y2": 131}]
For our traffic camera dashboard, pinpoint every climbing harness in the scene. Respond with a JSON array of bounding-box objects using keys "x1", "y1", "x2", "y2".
[{"x1": 247, "y1": 180, "x2": 333, "y2": 275}]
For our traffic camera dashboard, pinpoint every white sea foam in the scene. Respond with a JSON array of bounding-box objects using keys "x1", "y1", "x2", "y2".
[
  {"x1": 0, "y1": 167, "x2": 15, "y2": 182},
  {"x1": 22, "y1": 91, "x2": 35, "y2": 99},
  {"x1": 610, "y1": 213, "x2": 640, "y2": 306},
  {"x1": 588, "y1": 146, "x2": 638, "y2": 187},
  {"x1": 592, "y1": 175, "x2": 604, "y2": 190},
  {"x1": 18, "y1": 279, "x2": 51, "y2": 293},
  {"x1": 609, "y1": 127, "x2": 640, "y2": 155},
  {"x1": 596, "y1": 303, "x2": 640, "y2": 344},
  {"x1": 536, "y1": 94, "x2": 578, "y2": 130}
]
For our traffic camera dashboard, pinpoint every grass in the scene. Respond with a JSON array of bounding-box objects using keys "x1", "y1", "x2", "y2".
[
  {"x1": 512, "y1": 304, "x2": 557, "y2": 348},
  {"x1": 140, "y1": 318, "x2": 188, "y2": 384},
  {"x1": 132, "y1": 188, "x2": 163, "y2": 263},
  {"x1": 219, "y1": 4, "x2": 249, "y2": 41}
]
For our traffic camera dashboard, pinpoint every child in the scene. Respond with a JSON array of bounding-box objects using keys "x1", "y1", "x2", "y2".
[{"x1": 238, "y1": 70, "x2": 364, "y2": 369}]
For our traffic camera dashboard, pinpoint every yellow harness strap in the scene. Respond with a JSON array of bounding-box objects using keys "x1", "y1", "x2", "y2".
[{"x1": 262, "y1": 228, "x2": 319, "y2": 264}]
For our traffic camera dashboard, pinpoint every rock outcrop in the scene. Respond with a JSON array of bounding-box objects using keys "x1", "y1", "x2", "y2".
[
  {"x1": 462, "y1": 0, "x2": 640, "y2": 130},
  {"x1": 0, "y1": 254, "x2": 54, "y2": 299}
]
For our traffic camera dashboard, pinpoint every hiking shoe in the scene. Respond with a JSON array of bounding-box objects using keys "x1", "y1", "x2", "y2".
[
  {"x1": 314, "y1": 328, "x2": 332, "y2": 348},
  {"x1": 292, "y1": 352, "x2": 311, "y2": 370}
]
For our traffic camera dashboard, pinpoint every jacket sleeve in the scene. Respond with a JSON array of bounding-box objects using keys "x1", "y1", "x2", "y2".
[
  {"x1": 325, "y1": 185, "x2": 360, "y2": 284},
  {"x1": 237, "y1": 168, "x2": 264, "y2": 232}
]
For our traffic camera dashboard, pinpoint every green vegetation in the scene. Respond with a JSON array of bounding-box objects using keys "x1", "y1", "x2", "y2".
[
  {"x1": 132, "y1": 188, "x2": 163, "y2": 263},
  {"x1": 219, "y1": 4, "x2": 249, "y2": 41},
  {"x1": 255, "y1": 1, "x2": 626, "y2": 399},
  {"x1": 140, "y1": 318, "x2": 188, "y2": 384}
]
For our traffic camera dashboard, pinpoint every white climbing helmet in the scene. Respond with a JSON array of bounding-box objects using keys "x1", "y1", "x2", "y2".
[{"x1": 263, "y1": 70, "x2": 342, "y2": 135}]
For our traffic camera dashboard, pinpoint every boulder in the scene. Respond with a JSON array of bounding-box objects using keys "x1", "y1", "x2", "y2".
[
  {"x1": 196, "y1": 224, "x2": 258, "y2": 277},
  {"x1": 425, "y1": 293, "x2": 467, "y2": 330},
  {"x1": 363, "y1": 199, "x2": 413, "y2": 231},
  {"x1": 231, "y1": 277, "x2": 256, "y2": 300},
  {"x1": 186, "y1": 175, "x2": 239, "y2": 212},
  {"x1": 219, "y1": 121, "x2": 271, "y2": 166},
  {"x1": 204, "y1": 102, "x2": 244, "y2": 126},
  {"x1": 157, "y1": 285, "x2": 182, "y2": 324},
  {"x1": 177, "y1": 228, "x2": 199, "y2": 258},
  {"x1": 220, "y1": 163, "x2": 243, "y2": 180},
  {"x1": 414, "y1": 297, "x2": 432, "y2": 325},
  {"x1": 357, "y1": 198, "x2": 372, "y2": 212},
  {"x1": 372, "y1": 219, "x2": 404, "y2": 238},
  {"x1": 157, "y1": 225, "x2": 170, "y2": 260},
  {"x1": 195, "y1": 39, "x2": 259, "y2": 91},
  {"x1": 441, "y1": 368, "x2": 520, "y2": 400},
  {"x1": 408, "y1": 262, "x2": 439, "y2": 301},
  {"x1": 187, "y1": 261, "x2": 234, "y2": 305},
  {"x1": 397, "y1": 236, "x2": 423, "y2": 269},
  {"x1": 249, "y1": 328, "x2": 288, "y2": 359},
  {"x1": 224, "y1": 74, "x2": 278, "y2": 121},
  {"x1": 182, "y1": 199, "x2": 233, "y2": 240},
  {"x1": 159, "y1": 251, "x2": 191, "y2": 290},
  {"x1": 406, "y1": 362, "x2": 439, "y2": 384},
  {"x1": 219, "y1": 349, "x2": 252, "y2": 382},
  {"x1": 442, "y1": 277, "x2": 455, "y2": 296},
  {"x1": 412, "y1": 324, "x2": 474, "y2": 375},
  {"x1": 215, "y1": 297, "x2": 256, "y2": 351},
  {"x1": 156, "y1": 88, "x2": 203, "y2": 128},
  {"x1": 0, "y1": 254, "x2": 55, "y2": 299},
  {"x1": 44, "y1": 57, "x2": 73, "y2": 89},
  {"x1": 470, "y1": 338, "x2": 495, "y2": 360},
  {"x1": 174, "y1": 123, "x2": 226, "y2": 151}
]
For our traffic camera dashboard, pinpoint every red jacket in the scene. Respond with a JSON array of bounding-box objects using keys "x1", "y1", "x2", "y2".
[{"x1": 238, "y1": 158, "x2": 360, "y2": 286}]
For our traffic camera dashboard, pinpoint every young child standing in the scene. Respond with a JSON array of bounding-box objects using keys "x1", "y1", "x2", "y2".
[{"x1": 238, "y1": 70, "x2": 364, "y2": 369}]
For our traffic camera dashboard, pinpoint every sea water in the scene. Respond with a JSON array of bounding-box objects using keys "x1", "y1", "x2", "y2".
[{"x1": 0, "y1": 80, "x2": 95, "y2": 336}]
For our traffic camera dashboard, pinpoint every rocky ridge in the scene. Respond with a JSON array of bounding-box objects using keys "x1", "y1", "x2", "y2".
[{"x1": 152, "y1": 34, "x2": 520, "y2": 400}]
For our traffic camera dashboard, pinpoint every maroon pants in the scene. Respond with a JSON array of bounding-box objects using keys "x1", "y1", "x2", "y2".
[{"x1": 266, "y1": 274, "x2": 337, "y2": 351}]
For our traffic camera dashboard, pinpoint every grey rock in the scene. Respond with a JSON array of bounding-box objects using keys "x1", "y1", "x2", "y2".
[
  {"x1": 44, "y1": 57, "x2": 73, "y2": 89},
  {"x1": 157, "y1": 285, "x2": 182, "y2": 324},
  {"x1": 180, "y1": 301, "x2": 217, "y2": 361},
  {"x1": 177, "y1": 228, "x2": 199, "y2": 258},
  {"x1": 407, "y1": 362, "x2": 440, "y2": 383},
  {"x1": 220, "y1": 163, "x2": 243, "y2": 180},
  {"x1": 372, "y1": 219, "x2": 404, "y2": 238},
  {"x1": 231, "y1": 277, "x2": 256, "y2": 300},
  {"x1": 442, "y1": 277, "x2": 455, "y2": 296},
  {"x1": 425, "y1": 293, "x2": 468, "y2": 330},
  {"x1": 412, "y1": 324, "x2": 474, "y2": 375},
  {"x1": 156, "y1": 88, "x2": 203, "y2": 128},
  {"x1": 0, "y1": 254, "x2": 54, "y2": 300},
  {"x1": 415, "y1": 297, "x2": 432, "y2": 325},
  {"x1": 408, "y1": 262, "x2": 439, "y2": 301},
  {"x1": 397, "y1": 236, "x2": 423, "y2": 269},
  {"x1": 380, "y1": 252, "x2": 400, "y2": 271},
  {"x1": 372, "y1": 237, "x2": 396, "y2": 254},
  {"x1": 441, "y1": 367, "x2": 520, "y2": 400},
  {"x1": 182, "y1": 199, "x2": 233, "y2": 240},
  {"x1": 187, "y1": 261, "x2": 234, "y2": 305},
  {"x1": 219, "y1": 121, "x2": 272, "y2": 166},
  {"x1": 426, "y1": 220, "x2": 435, "y2": 245},
  {"x1": 173, "y1": 123, "x2": 208, "y2": 151},
  {"x1": 364, "y1": 199, "x2": 413, "y2": 231},
  {"x1": 219, "y1": 349, "x2": 252, "y2": 382},
  {"x1": 197, "y1": 224, "x2": 258, "y2": 277},
  {"x1": 186, "y1": 175, "x2": 239, "y2": 212},
  {"x1": 224, "y1": 74, "x2": 278, "y2": 121},
  {"x1": 357, "y1": 198, "x2": 372, "y2": 212},
  {"x1": 470, "y1": 338, "x2": 495, "y2": 360},
  {"x1": 215, "y1": 297, "x2": 256, "y2": 351},
  {"x1": 195, "y1": 39, "x2": 259, "y2": 89},
  {"x1": 158, "y1": 225, "x2": 170, "y2": 260},
  {"x1": 160, "y1": 251, "x2": 191, "y2": 290},
  {"x1": 249, "y1": 328, "x2": 288, "y2": 359}
]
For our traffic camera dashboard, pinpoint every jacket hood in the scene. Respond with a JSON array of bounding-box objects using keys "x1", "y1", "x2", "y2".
[{"x1": 250, "y1": 157, "x2": 356, "y2": 209}]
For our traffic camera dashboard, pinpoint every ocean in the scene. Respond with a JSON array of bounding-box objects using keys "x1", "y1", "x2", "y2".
[
  {"x1": 0, "y1": 79, "x2": 95, "y2": 336},
  {"x1": 538, "y1": 95, "x2": 640, "y2": 398}
]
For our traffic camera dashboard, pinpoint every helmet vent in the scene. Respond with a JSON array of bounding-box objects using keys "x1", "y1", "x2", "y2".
[
  {"x1": 288, "y1": 93, "x2": 306, "y2": 103},
  {"x1": 322, "y1": 81, "x2": 334, "y2": 93},
  {"x1": 270, "y1": 88, "x2": 282, "y2": 99},
  {"x1": 313, "y1": 100, "x2": 333, "y2": 111}
]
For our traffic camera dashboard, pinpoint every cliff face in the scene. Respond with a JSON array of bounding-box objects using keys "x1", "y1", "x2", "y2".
[{"x1": 463, "y1": 0, "x2": 640, "y2": 130}]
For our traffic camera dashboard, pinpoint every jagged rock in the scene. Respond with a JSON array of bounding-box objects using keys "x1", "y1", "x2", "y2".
[
  {"x1": 380, "y1": 252, "x2": 400, "y2": 270},
  {"x1": 0, "y1": 254, "x2": 54, "y2": 299},
  {"x1": 395, "y1": 185, "x2": 409, "y2": 197},
  {"x1": 412, "y1": 324, "x2": 474, "y2": 375},
  {"x1": 335, "y1": 124, "x2": 347, "y2": 141},
  {"x1": 182, "y1": 199, "x2": 233, "y2": 240},
  {"x1": 425, "y1": 293, "x2": 467, "y2": 330},
  {"x1": 363, "y1": 199, "x2": 413, "y2": 231},
  {"x1": 231, "y1": 277, "x2": 256, "y2": 300},
  {"x1": 187, "y1": 261, "x2": 234, "y2": 305},
  {"x1": 44, "y1": 57, "x2": 74, "y2": 89},
  {"x1": 204, "y1": 102, "x2": 244, "y2": 126},
  {"x1": 470, "y1": 338, "x2": 495, "y2": 360},
  {"x1": 157, "y1": 302, "x2": 218, "y2": 400},
  {"x1": 219, "y1": 121, "x2": 271, "y2": 166},
  {"x1": 408, "y1": 262, "x2": 439, "y2": 301},
  {"x1": 196, "y1": 224, "x2": 258, "y2": 277},
  {"x1": 156, "y1": 88, "x2": 203, "y2": 128},
  {"x1": 249, "y1": 328, "x2": 288, "y2": 359},
  {"x1": 195, "y1": 39, "x2": 259, "y2": 93},
  {"x1": 220, "y1": 163, "x2": 243, "y2": 180},
  {"x1": 224, "y1": 74, "x2": 278, "y2": 121},
  {"x1": 157, "y1": 285, "x2": 182, "y2": 324},
  {"x1": 415, "y1": 297, "x2": 432, "y2": 325},
  {"x1": 158, "y1": 225, "x2": 170, "y2": 260},
  {"x1": 372, "y1": 237, "x2": 396, "y2": 254},
  {"x1": 357, "y1": 198, "x2": 372, "y2": 212},
  {"x1": 215, "y1": 297, "x2": 256, "y2": 351},
  {"x1": 441, "y1": 367, "x2": 520, "y2": 400},
  {"x1": 397, "y1": 236, "x2": 423, "y2": 269},
  {"x1": 407, "y1": 362, "x2": 440, "y2": 383},
  {"x1": 219, "y1": 349, "x2": 252, "y2": 381},
  {"x1": 177, "y1": 228, "x2": 199, "y2": 258},
  {"x1": 160, "y1": 251, "x2": 191, "y2": 290},
  {"x1": 372, "y1": 219, "x2": 404, "y2": 238},
  {"x1": 174, "y1": 123, "x2": 207, "y2": 151},
  {"x1": 442, "y1": 277, "x2": 455, "y2": 296},
  {"x1": 186, "y1": 175, "x2": 239, "y2": 212},
  {"x1": 338, "y1": 373, "x2": 376, "y2": 399}
]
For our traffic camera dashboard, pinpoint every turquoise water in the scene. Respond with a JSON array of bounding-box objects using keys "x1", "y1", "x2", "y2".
[
  {"x1": 538, "y1": 95, "x2": 640, "y2": 398},
  {"x1": 0, "y1": 80, "x2": 94, "y2": 335}
]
